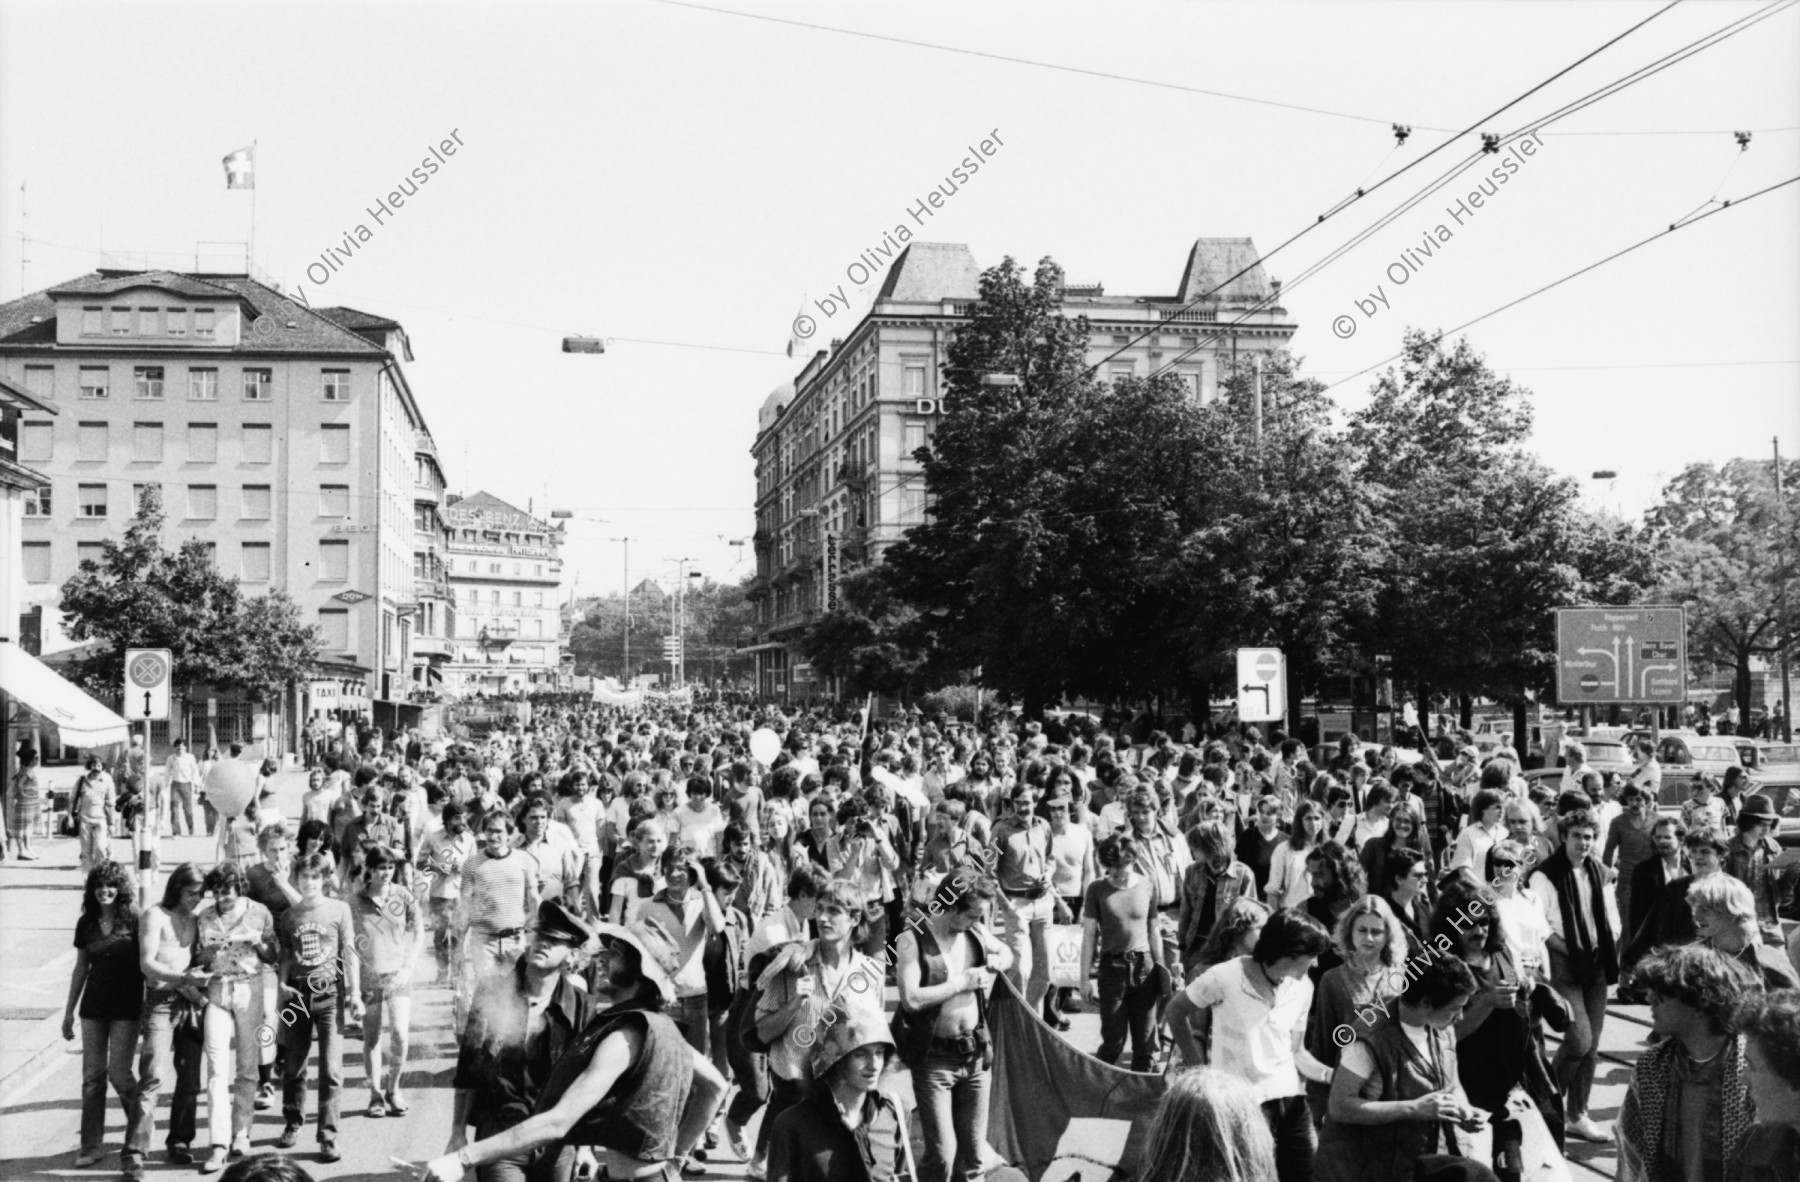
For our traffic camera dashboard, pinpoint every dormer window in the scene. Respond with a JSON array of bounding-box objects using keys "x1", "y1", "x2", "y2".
[
  {"x1": 83, "y1": 307, "x2": 103, "y2": 335},
  {"x1": 194, "y1": 308, "x2": 215, "y2": 337},
  {"x1": 111, "y1": 307, "x2": 133, "y2": 336},
  {"x1": 137, "y1": 307, "x2": 158, "y2": 335}
]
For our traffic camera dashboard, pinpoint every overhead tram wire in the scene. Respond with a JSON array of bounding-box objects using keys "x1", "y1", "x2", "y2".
[
  {"x1": 1146, "y1": 0, "x2": 1799, "y2": 383},
  {"x1": 1313, "y1": 173, "x2": 1800, "y2": 398},
  {"x1": 1078, "y1": 0, "x2": 1686, "y2": 378}
]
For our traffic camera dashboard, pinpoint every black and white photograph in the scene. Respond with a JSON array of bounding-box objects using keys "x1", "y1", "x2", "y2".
[{"x1": 1, "y1": 3, "x2": 1797, "y2": 1182}]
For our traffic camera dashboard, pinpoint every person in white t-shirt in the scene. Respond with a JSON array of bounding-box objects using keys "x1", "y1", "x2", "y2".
[
  {"x1": 675, "y1": 776, "x2": 726, "y2": 861},
  {"x1": 1164, "y1": 909, "x2": 1336, "y2": 1182}
]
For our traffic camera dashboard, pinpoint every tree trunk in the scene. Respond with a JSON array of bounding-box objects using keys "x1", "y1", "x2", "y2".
[
  {"x1": 1416, "y1": 681, "x2": 1431, "y2": 750},
  {"x1": 1286, "y1": 665, "x2": 1305, "y2": 735},
  {"x1": 1736, "y1": 652, "x2": 1755, "y2": 725},
  {"x1": 1513, "y1": 697, "x2": 1530, "y2": 767},
  {"x1": 1459, "y1": 694, "x2": 1474, "y2": 730}
]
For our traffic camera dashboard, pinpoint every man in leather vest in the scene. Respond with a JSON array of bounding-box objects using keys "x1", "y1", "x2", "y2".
[{"x1": 425, "y1": 916, "x2": 728, "y2": 1182}]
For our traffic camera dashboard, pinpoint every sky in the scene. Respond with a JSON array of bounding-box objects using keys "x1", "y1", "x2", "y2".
[{"x1": 2, "y1": 0, "x2": 1796, "y2": 596}]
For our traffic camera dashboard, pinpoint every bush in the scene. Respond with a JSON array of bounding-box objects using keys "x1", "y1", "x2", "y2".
[{"x1": 918, "y1": 685, "x2": 982, "y2": 722}]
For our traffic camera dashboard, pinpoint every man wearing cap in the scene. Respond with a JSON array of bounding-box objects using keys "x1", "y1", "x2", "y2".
[
  {"x1": 1724, "y1": 794, "x2": 1798, "y2": 943},
  {"x1": 765, "y1": 1012, "x2": 910, "y2": 1182},
  {"x1": 428, "y1": 916, "x2": 727, "y2": 1182},
  {"x1": 448, "y1": 899, "x2": 596, "y2": 1182}
]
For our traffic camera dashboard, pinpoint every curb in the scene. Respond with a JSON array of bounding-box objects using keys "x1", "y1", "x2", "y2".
[{"x1": 0, "y1": 1008, "x2": 79, "y2": 1109}]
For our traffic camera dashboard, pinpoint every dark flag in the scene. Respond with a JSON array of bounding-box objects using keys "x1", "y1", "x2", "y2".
[{"x1": 986, "y1": 975, "x2": 1168, "y2": 1182}]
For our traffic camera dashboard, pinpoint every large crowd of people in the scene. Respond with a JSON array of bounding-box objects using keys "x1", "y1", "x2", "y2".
[{"x1": 28, "y1": 696, "x2": 1800, "y2": 1182}]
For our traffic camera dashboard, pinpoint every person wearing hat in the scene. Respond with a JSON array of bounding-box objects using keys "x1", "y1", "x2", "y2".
[
  {"x1": 446, "y1": 899, "x2": 596, "y2": 1182},
  {"x1": 1723, "y1": 792, "x2": 1799, "y2": 944},
  {"x1": 764, "y1": 1011, "x2": 910, "y2": 1182},
  {"x1": 428, "y1": 915, "x2": 727, "y2": 1182}
]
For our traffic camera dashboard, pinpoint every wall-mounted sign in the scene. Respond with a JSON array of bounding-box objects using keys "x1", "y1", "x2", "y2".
[
  {"x1": 914, "y1": 399, "x2": 940, "y2": 415},
  {"x1": 333, "y1": 589, "x2": 371, "y2": 604}
]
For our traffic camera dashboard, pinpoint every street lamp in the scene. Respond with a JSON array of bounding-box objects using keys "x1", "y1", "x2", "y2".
[{"x1": 561, "y1": 336, "x2": 605, "y2": 354}]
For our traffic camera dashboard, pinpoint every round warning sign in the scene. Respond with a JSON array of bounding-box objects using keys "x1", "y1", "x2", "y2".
[{"x1": 128, "y1": 652, "x2": 170, "y2": 688}]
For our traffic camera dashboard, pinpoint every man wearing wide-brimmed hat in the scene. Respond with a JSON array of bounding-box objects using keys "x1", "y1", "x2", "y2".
[
  {"x1": 764, "y1": 1011, "x2": 911, "y2": 1182},
  {"x1": 426, "y1": 915, "x2": 727, "y2": 1182}
]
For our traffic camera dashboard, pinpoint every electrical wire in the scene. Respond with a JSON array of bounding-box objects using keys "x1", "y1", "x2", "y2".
[
  {"x1": 1315, "y1": 173, "x2": 1800, "y2": 396},
  {"x1": 1146, "y1": 0, "x2": 1797, "y2": 382}
]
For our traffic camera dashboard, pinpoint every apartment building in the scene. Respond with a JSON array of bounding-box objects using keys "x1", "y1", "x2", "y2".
[{"x1": 443, "y1": 491, "x2": 565, "y2": 694}]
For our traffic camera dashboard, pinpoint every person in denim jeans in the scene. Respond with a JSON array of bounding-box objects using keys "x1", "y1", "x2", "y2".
[
  {"x1": 895, "y1": 873, "x2": 1012, "y2": 1182},
  {"x1": 275, "y1": 854, "x2": 362, "y2": 1163},
  {"x1": 1079, "y1": 834, "x2": 1169, "y2": 1072},
  {"x1": 134, "y1": 863, "x2": 211, "y2": 1174},
  {"x1": 195, "y1": 861, "x2": 278, "y2": 1172},
  {"x1": 62, "y1": 861, "x2": 147, "y2": 1172}
]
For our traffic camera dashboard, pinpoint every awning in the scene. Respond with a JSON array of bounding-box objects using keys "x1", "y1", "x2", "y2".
[{"x1": 0, "y1": 641, "x2": 132, "y2": 747}]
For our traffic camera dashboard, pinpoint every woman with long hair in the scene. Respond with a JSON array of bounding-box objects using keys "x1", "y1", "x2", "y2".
[
  {"x1": 1303, "y1": 895, "x2": 1408, "y2": 1127},
  {"x1": 1358, "y1": 806, "x2": 1423, "y2": 904},
  {"x1": 1139, "y1": 1066, "x2": 1278, "y2": 1182},
  {"x1": 62, "y1": 860, "x2": 147, "y2": 1168},
  {"x1": 291, "y1": 820, "x2": 338, "y2": 896},
  {"x1": 1267, "y1": 800, "x2": 1324, "y2": 912},
  {"x1": 1301, "y1": 841, "x2": 1366, "y2": 984}
]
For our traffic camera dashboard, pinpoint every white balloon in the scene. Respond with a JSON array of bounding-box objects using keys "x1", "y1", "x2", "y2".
[
  {"x1": 203, "y1": 758, "x2": 260, "y2": 819},
  {"x1": 750, "y1": 728, "x2": 781, "y2": 766}
]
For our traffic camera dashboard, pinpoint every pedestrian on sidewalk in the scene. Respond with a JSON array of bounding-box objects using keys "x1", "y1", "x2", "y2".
[
  {"x1": 134, "y1": 863, "x2": 210, "y2": 1176},
  {"x1": 75, "y1": 756, "x2": 119, "y2": 874},
  {"x1": 63, "y1": 860, "x2": 147, "y2": 1172},
  {"x1": 167, "y1": 740, "x2": 201, "y2": 839},
  {"x1": 274, "y1": 853, "x2": 363, "y2": 1163},
  {"x1": 348, "y1": 844, "x2": 421, "y2": 1118},
  {"x1": 8, "y1": 745, "x2": 45, "y2": 860},
  {"x1": 194, "y1": 861, "x2": 278, "y2": 1172}
]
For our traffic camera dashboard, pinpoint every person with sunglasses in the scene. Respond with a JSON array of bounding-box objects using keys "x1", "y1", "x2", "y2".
[{"x1": 446, "y1": 900, "x2": 596, "y2": 1182}]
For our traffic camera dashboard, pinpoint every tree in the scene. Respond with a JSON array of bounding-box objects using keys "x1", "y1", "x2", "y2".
[
  {"x1": 58, "y1": 486, "x2": 321, "y2": 705},
  {"x1": 1347, "y1": 330, "x2": 1655, "y2": 752},
  {"x1": 801, "y1": 565, "x2": 937, "y2": 698},
  {"x1": 1643, "y1": 458, "x2": 1799, "y2": 717}
]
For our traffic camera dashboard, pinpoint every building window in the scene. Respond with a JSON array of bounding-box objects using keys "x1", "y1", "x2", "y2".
[
  {"x1": 78, "y1": 421, "x2": 108, "y2": 461},
  {"x1": 188, "y1": 423, "x2": 218, "y2": 463},
  {"x1": 22, "y1": 542, "x2": 51, "y2": 583},
  {"x1": 319, "y1": 540, "x2": 349, "y2": 582},
  {"x1": 1180, "y1": 370, "x2": 1202, "y2": 402},
  {"x1": 78, "y1": 484, "x2": 107, "y2": 518},
  {"x1": 134, "y1": 366, "x2": 165, "y2": 399},
  {"x1": 489, "y1": 563, "x2": 501, "y2": 575},
  {"x1": 111, "y1": 307, "x2": 133, "y2": 336},
  {"x1": 319, "y1": 609, "x2": 349, "y2": 651},
  {"x1": 242, "y1": 542, "x2": 271, "y2": 582},
  {"x1": 898, "y1": 487, "x2": 926, "y2": 524},
  {"x1": 132, "y1": 483, "x2": 160, "y2": 514},
  {"x1": 533, "y1": 592, "x2": 544, "y2": 607},
  {"x1": 187, "y1": 485, "x2": 217, "y2": 519},
  {"x1": 534, "y1": 564, "x2": 543, "y2": 577},
  {"x1": 195, "y1": 541, "x2": 217, "y2": 567},
  {"x1": 24, "y1": 484, "x2": 50, "y2": 516},
  {"x1": 133, "y1": 422, "x2": 163, "y2": 462},
  {"x1": 194, "y1": 307, "x2": 216, "y2": 337},
  {"x1": 243, "y1": 423, "x2": 273, "y2": 464},
  {"x1": 77, "y1": 541, "x2": 105, "y2": 568},
  {"x1": 320, "y1": 424, "x2": 349, "y2": 464},
  {"x1": 321, "y1": 370, "x2": 351, "y2": 401},
  {"x1": 23, "y1": 365, "x2": 52, "y2": 399},
  {"x1": 167, "y1": 308, "x2": 190, "y2": 337},
  {"x1": 512, "y1": 591, "x2": 522, "y2": 606},
  {"x1": 1109, "y1": 363, "x2": 1134, "y2": 382},
  {"x1": 20, "y1": 421, "x2": 52, "y2": 462},
  {"x1": 903, "y1": 365, "x2": 927, "y2": 397},
  {"x1": 82, "y1": 307, "x2": 103, "y2": 335},
  {"x1": 79, "y1": 367, "x2": 109, "y2": 399},
  {"x1": 489, "y1": 590, "x2": 499, "y2": 605},
  {"x1": 243, "y1": 369, "x2": 272, "y2": 401},
  {"x1": 903, "y1": 422, "x2": 927, "y2": 457},
  {"x1": 320, "y1": 484, "x2": 350, "y2": 518},
  {"x1": 513, "y1": 563, "x2": 522, "y2": 576},
  {"x1": 188, "y1": 368, "x2": 218, "y2": 400},
  {"x1": 242, "y1": 485, "x2": 271, "y2": 519},
  {"x1": 137, "y1": 308, "x2": 158, "y2": 336}
]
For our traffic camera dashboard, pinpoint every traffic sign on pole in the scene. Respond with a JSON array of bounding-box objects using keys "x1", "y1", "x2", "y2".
[
  {"x1": 125, "y1": 648, "x2": 172, "y2": 722},
  {"x1": 1554, "y1": 606, "x2": 1687, "y2": 705},
  {"x1": 1236, "y1": 647, "x2": 1286, "y2": 723}
]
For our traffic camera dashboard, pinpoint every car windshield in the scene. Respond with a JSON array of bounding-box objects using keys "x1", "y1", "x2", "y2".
[
  {"x1": 1583, "y1": 741, "x2": 1627, "y2": 761},
  {"x1": 1692, "y1": 745, "x2": 1740, "y2": 762},
  {"x1": 1764, "y1": 744, "x2": 1800, "y2": 765}
]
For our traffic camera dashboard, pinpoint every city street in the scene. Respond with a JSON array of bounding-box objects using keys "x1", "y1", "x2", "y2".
[{"x1": 0, "y1": 769, "x2": 1646, "y2": 1182}]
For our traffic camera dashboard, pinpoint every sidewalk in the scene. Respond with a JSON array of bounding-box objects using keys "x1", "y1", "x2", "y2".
[{"x1": 0, "y1": 767, "x2": 316, "y2": 1106}]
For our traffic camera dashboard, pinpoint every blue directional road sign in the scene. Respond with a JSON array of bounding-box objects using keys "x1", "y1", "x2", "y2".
[{"x1": 1555, "y1": 606, "x2": 1687, "y2": 705}]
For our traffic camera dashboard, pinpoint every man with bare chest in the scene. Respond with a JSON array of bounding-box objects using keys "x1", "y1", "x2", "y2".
[
  {"x1": 131, "y1": 863, "x2": 212, "y2": 1176},
  {"x1": 896, "y1": 874, "x2": 1013, "y2": 1182}
]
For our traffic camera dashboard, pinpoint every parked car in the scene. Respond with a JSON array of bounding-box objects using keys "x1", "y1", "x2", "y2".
[
  {"x1": 1621, "y1": 730, "x2": 1756, "y2": 810},
  {"x1": 1310, "y1": 740, "x2": 1427, "y2": 774}
]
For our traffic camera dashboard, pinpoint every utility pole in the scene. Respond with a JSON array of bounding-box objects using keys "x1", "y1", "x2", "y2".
[
  {"x1": 1778, "y1": 438, "x2": 1792, "y2": 741},
  {"x1": 611, "y1": 537, "x2": 632, "y2": 683},
  {"x1": 1252, "y1": 354, "x2": 1264, "y2": 445}
]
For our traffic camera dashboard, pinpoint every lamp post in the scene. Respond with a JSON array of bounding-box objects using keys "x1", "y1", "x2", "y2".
[{"x1": 611, "y1": 537, "x2": 633, "y2": 684}]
